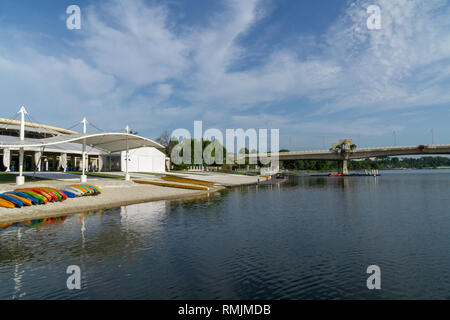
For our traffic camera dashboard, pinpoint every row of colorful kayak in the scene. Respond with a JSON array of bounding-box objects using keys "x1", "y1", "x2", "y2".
[{"x1": 0, "y1": 184, "x2": 102, "y2": 209}]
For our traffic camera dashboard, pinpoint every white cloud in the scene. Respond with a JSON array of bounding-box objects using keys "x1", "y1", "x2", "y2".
[
  {"x1": 1, "y1": 0, "x2": 449, "y2": 141},
  {"x1": 83, "y1": 0, "x2": 189, "y2": 87}
]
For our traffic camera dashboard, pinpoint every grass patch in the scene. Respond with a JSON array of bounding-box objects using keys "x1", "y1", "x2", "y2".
[
  {"x1": 0, "y1": 173, "x2": 49, "y2": 183},
  {"x1": 68, "y1": 171, "x2": 124, "y2": 179}
]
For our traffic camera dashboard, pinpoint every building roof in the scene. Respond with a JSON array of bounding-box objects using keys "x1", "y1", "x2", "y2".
[
  {"x1": 0, "y1": 135, "x2": 103, "y2": 154},
  {"x1": 0, "y1": 132, "x2": 165, "y2": 154},
  {"x1": 0, "y1": 118, "x2": 77, "y2": 135}
]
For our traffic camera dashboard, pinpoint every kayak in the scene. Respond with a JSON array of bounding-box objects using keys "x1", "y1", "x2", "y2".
[
  {"x1": 15, "y1": 189, "x2": 47, "y2": 204},
  {"x1": 8, "y1": 191, "x2": 39, "y2": 205},
  {"x1": 87, "y1": 184, "x2": 102, "y2": 194},
  {"x1": 43, "y1": 187, "x2": 68, "y2": 200},
  {"x1": 4, "y1": 193, "x2": 33, "y2": 206},
  {"x1": 328, "y1": 174, "x2": 343, "y2": 177},
  {"x1": 59, "y1": 189, "x2": 77, "y2": 198},
  {"x1": 74, "y1": 185, "x2": 94, "y2": 195},
  {"x1": 0, "y1": 194, "x2": 23, "y2": 208},
  {"x1": 34, "y1": 188, "x2": 58, "y2": 202},
  {"x1": 0, "y1": 222, "x2": 13, "y2": 228},
  {"x1": 39, "y1": 187, "x2": 63, "y2": 201},
  {"x1": 0, "y1": 198, "x2": 15, "y2": 208},
  {"x1": 16, "y1": 188, "x2": 52, "y2": 202},
  {"x1": 68, "y1": 186, "x2": 87, "y2": 196},
  {"x1": 71, "y1": 185, "x2": 90, "y2": 195},
  {"x1": 64, "y1": 187, "x2": 85, "y2": 197},
  {"x1": 30, "y1": 188, "x2": 55, "y2": 202},
  {"x1": 83, "y1": 185, "x2": 96, "y2": 194}
]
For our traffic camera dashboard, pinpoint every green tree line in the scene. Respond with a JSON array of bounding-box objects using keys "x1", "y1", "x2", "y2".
[{"x1": 279, "y1": 149, "x2": 450, "y2": 171}]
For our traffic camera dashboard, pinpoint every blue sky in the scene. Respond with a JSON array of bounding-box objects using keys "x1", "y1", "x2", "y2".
[{"x1": 0, "y1": 0, "x2": 449, "y2": 150}]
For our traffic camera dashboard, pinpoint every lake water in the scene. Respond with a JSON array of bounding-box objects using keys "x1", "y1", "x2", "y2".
[{"x1": 1, "y1": 170, "x2": 449, "y2": 299}]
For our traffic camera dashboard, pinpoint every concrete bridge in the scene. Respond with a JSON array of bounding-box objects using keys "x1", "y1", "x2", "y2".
[{"x1": 247, "y1": 144, "x2": 450, "y2": 174}]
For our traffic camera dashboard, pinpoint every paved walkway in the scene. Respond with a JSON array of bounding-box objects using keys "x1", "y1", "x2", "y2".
[{"x1": 21, "y1": 172, "x2": 96, "y2": 181}]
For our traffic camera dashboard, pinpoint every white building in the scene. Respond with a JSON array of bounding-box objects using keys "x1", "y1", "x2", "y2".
[
  {"x1": 0, "y1": 112, "x2": 166, "y2": 177},
  {"x1": 118, "y1": 147, "x2": 166, "y2": 173}
]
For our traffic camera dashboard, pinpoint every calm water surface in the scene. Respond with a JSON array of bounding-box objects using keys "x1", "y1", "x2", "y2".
[{"x1": 0, "y1": 170, "x2": 449, "y2": 299}]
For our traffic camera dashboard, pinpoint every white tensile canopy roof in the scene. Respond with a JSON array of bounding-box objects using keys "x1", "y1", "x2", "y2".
[{"x1": 0, "y1": 132, "x2": 165, "y2": 153}]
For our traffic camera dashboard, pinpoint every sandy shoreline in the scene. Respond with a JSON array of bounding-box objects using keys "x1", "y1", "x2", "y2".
[{"x1": 0, "y1": 173, "x2": 260, "y2": 224}]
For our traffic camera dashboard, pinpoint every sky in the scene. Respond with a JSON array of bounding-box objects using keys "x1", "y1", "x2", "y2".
[{"x1": 0, "y1": 0, "x2": 449, "y2": 150}]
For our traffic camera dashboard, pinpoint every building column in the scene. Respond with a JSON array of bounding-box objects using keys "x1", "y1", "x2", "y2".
[
  {"x1": 338, "y1": 159, "x2": 349, "y2": 175},
  {"x1": 16, "y1": 148, "x2": 25, "y2": 185},
  {"x1": 125, "y1": 125, "x2": 130, "y2": 181},
  {"x1": 81, "y1": 117, "x2": 88, "y2": 182}
]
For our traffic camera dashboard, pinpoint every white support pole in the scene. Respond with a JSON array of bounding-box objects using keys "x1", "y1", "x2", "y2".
[
  {"x1": 125, "y1": 125, "x2": 130, "y2": 181},
  {"x1": 80, "y1": 117, "x2": 88, "y2": 183},
  {"x1": 16, "y1": 106, "x2": 27, "y2": 185}
]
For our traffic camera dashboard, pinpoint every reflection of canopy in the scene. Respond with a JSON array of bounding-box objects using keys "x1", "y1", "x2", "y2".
[{"x1": 0, "y1": 133, "x2": 164, "y2": 153}]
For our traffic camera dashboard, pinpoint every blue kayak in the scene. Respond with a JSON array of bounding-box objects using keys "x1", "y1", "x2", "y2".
[
  {"x1": 0, "y1": 194, "x2": 23, "y2": 208},
  {"x1": 6, "y1": 191, "x2": 39, "y2": 205},
  {"x1": 61, "y1": 190, "x2": 77, "y2": 198}
]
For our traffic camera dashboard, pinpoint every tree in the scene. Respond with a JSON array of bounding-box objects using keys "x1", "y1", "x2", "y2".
[
  {"x1": 155, "y1": 130, "x2": 179, "y2": 156},
  {"x1": 330, "y1": 139, "x2": 357, "y2": 153},
  {"x1": 155, "y1": 130, "x2": 170, "y2": 148}
]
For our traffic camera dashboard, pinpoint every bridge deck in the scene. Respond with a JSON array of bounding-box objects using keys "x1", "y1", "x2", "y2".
[{"x1": 246, "y1": 144, "x2": 450, "y2": 161}]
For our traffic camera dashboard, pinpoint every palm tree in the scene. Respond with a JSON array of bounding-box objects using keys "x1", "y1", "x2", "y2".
[{"x1": 330, "y1": 140, "x2": 357, "y2": 153}]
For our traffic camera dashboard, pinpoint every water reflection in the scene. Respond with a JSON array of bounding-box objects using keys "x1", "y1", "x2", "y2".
[
  {"x1": 296, "y1": 175, "x2": 379, "y2": 189},
  {"x1": 0, "y1": 171, "x2": 449, "y2": 299},
  {"x1": 120, "y1": 201, "x2": 166, "y2": 231},
  {"x1": 0, "y1": 211, "x2": 104, "y2": 231}
]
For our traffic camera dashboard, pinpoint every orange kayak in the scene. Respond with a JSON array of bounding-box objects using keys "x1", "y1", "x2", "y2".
[
  {"x1": 0, "y1": 222, "x2": 13, "y2": 228},
  {"x1": 0, "y1": 198, "x2": 15, "y2": 208},
  {"x1": 71, "y1": 186, "x2": 89, "y2": 195}
]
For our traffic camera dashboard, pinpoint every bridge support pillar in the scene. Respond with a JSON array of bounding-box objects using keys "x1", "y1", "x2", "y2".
[{"x1": 338, "y1": 160, "x2": 348, "y2": 175}]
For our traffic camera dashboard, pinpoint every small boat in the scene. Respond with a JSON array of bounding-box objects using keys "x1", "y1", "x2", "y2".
[
  {"x1": 15, "y1": 189, "x2": 47, "y2": 204},
  {"x1": 0, "y1": 194, "x2": 23, "y2": 208},
  {"x1": 18, "y1": 188, "x2": 53, "y2": 202},
  {"x1": 87, "y1": 185, "x2": 102, "y2": 194},
  {"x1": 0, "y1": 198, "x2": 15, "y2": 208},
  {"x1": 8, "y1": 191, "x2": 39, "y2": 205},
  {"x1": 70, "y1": 185, "x2": 90, "y2": 195},
  {"x1": 0, "y1": 222, "x2": 13, "y2": 228},
  {"x1": 63, "y1": 187, "x2": 84, "y2": 197},
  {"x1": 39, "y1": 187, "x2": 64, "y2": 201},
  {"x1": 60, "y1": 189, "x2": 78, "y2": 198},
  {"x1": 33, "y1": 188, "x2": 58, "y2": 202},
  {"x1": 328, "y1": 173, "x2": 343, "y2": 177},
  {"x1": 4, "y1": 193, "x2": 33, "y2": 206}
]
